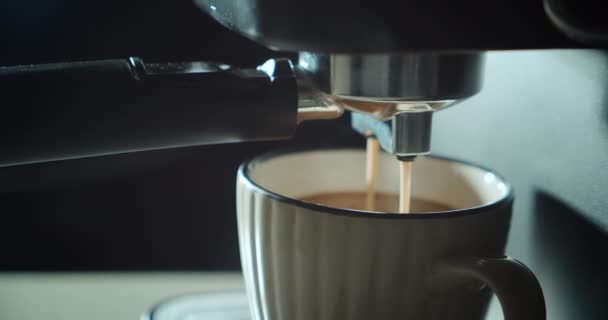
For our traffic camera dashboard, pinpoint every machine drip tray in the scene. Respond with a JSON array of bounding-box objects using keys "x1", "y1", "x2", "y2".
[{"x1": 143, "y1": 291, "x2": 250, "y2": 320}]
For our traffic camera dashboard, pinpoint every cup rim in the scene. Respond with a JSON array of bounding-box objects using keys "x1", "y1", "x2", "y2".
[{"x1": 238, "y1": 146, "x2": 514, "y2": 220}]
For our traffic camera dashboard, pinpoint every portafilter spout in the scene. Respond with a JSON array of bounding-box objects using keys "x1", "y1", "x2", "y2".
[{"x1": 297, "y1": 52, "x2": 486, "y2": 159}]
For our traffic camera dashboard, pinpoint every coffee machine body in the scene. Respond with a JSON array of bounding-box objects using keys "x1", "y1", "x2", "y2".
[
  {"x1": 4, "y1": 1, "x2": 604, "y2": 166},
  {"x1": 196, "y1": 0, "x2": 606, "y2": 158}
]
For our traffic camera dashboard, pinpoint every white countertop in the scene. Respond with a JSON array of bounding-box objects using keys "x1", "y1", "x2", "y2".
[
  {"x1": 0, "y1": 272, "x2": 503, "y2": 320},
  {"x1": 0, "y1": 272, "x2": 245, "y2": 320}
]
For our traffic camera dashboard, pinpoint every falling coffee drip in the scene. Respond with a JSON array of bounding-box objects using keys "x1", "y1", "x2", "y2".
[
  {"x1": 399, "y1": 160, "x2": 413, "y2": 213},
  {"x1": 365, "y1": 137, "x2": 379, "y2": 211},
  {"x1": 365, "y1": 136, "x2": 412, "y2": 213}
]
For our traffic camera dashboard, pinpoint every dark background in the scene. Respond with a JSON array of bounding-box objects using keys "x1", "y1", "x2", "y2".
[
  {"x1": 0, "y1": 0, "x2": 361, "y2": 270},
  {"x1": 0, "y1": 0, "x2": 270, "y2": 65}
]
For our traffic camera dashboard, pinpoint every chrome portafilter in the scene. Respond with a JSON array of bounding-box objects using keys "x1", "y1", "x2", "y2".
[{"x1": 297, "y1": 52, "x2": 486, "y2": 159}]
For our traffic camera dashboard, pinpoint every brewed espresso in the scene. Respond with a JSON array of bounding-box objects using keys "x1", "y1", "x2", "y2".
[{"x1": 299, "y1": 191, "x2": 453, "y2": 213}]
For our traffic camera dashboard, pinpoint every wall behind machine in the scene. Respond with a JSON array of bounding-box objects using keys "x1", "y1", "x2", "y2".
[{"x1": 433, "y1": 50, "x2": 608, "y2": 320}]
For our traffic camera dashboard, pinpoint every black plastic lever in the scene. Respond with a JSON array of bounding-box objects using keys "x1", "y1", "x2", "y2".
[{"x1": 0, "y1": 57, "x2": 298, "y2": 167}]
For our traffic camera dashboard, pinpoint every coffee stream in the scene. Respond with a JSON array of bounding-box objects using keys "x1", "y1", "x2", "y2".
[
  {"x1": 299, "y1": 147, "x2": 451, "y2": 212},
  {"x1": 365, "y1": 137, "x2": 412, "y2": 213},
  {"x1": 365, "y1": 137, "x2": 379, "y2": 211},
  {"x1": 399, "y1": 161, "x2": 412, "y2": 213},
  {"x1": 300, "y1": 138, "x2": 421, "y2": 213}
]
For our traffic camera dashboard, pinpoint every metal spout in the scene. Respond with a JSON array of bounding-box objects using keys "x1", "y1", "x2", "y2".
[{"x1": 351, "y1": 109, "x2": 433, "y2": 158}]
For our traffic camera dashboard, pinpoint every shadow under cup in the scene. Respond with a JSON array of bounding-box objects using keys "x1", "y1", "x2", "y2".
[{"x1": 237, "y1": 148, "x2": 545, "y2": 320}]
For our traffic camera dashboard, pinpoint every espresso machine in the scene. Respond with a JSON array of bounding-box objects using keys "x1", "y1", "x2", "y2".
[
  {"x1": 1, "y1": 1, "x2": 607, "y2": 320},
  {"x1": 5, "y1": 1, "x2": 598, "y2": 166}
]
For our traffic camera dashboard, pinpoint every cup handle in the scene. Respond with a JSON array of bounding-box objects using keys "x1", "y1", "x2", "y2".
[{"x1": 438, "y1": 257, "x2": 546, "y2": 320}]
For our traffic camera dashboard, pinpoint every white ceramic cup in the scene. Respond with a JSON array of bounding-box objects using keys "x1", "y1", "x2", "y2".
[{"x1": 237, "y1": 148, "x2": 545, "y2": 320}]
